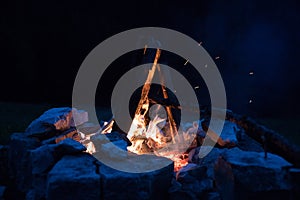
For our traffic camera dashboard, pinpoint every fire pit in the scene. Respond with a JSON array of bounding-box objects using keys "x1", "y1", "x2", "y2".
[
  {"x1": 1, "y1": 50, "x2": 300, "y2": 200},
  {"x1": 1, "y1": 103, "x2": 299, "y2": 199}
]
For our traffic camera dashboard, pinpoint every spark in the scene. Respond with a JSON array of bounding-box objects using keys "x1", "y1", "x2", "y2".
[
  {"x1": 184, "y1": 59, "x2": 189, "y2": 65},
  {"x1": 249, "y1": 71, "x2": 254, "y2": 75},
  {"x1": 215, "y1": 56, "x2": 220, "y2": 60},
  {"x1": 249, "y1": 99, "x2": 253, "y2": 103},
  {"x1": 198, "y1": 41, "x2": 203, "y2": 46},
  {"x1": 143, "y1": 45, "x2": 148, "y2": 55},
  {"x1": 194, "y1": 86, "x2": 200, "y2": 89}
]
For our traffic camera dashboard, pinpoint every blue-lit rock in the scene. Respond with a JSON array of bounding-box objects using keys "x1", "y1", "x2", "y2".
[
  {"x1": 99, "y1": 155, "x2": 174, "y2": 200},
  {"x1": 8, "y1": 133, "x2": 41, "y2": 193},
  {"x1": 25, "y1": 107, "x2": 88, "y2": 139},
  {"x1": 46, "y1": 154, "x2": 100, "y2": 200}
]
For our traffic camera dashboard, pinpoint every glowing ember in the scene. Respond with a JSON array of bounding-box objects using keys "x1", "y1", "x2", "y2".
[{"x1": 156, "y1": 152, "x2": 189, "y2": 172}]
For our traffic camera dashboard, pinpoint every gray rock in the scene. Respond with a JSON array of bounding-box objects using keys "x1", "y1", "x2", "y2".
[
  {"x1": 191, "y1": 146, "x2": 293, "y2": 198},
  {"x1": 213, "y1": 156, "x2": 234, "y2": 200},
  {"x1": 169, "y1": 189, "x2": 198, "y2": 200},
  {"x1": 28, "y1": 138, "x2": 86, "y2": 198},
  {"x1": 99, "y1": 156, "x2": 174, "y2": 200},
  {"x1": 8, "y1": 133, "x2": 41, "y2": 193},
  {"x1": 176, "y1": 163, "x2": 207, "y2": 181},
  {"x1": 0, "y1": 145, "x2": 8, "y2": 184},
  {"x1": 46, "y1": 154, "x2": 100, "y2": 200},
  {"x1": 236, "y1": 127, "x2": 264, "y2": 152},
  {"x1": 91, "y1": 133, "x2": 129, "y2": 161},
  {"x1": 289, "y1": 168, "x2": 300, "y2": 199},
  {"x1": 31, "y1": 138, "x2": 86, "y2": 174},
  {"x1": 175, "y1": 164, "x2": 213, "y2": 199},
  {"x1": 26, "y1": 107, "x2": 72, "y2": 135},
  {"x1": 168, "y1": 178, "x2": 182, "y2": 194},
  {"x1": 219, "y1": 121, "x2": 239, "y2": 144},
  {"x1": 26, "y1": 188, "x2": 44, "y2": 200},
  {"x1": 204, "y1": 192, "x2": 221, "y2": 200},
  {"x1": 54, "y1": 138, "x2": 86, "y2": 155},
  {"x1": 222, "y1": 147, "x2": 292, "y2": 193},
  {"x1": 25, "y1": 108, "x2": 88, "y2": 139},
  {"x1": 91, "y1": 132, "x2": 130, "y2": 148},
  {"x1": 191, "y1": 146, "x2": 224, "y2": 179}
]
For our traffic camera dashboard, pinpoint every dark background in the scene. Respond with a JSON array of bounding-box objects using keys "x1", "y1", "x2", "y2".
[{"x1": 1, "y1": 0, "x2": 300, "y2": 118}]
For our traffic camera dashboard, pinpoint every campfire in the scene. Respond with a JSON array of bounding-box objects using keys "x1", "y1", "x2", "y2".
[
  {"x1": 86, "y1": 48, "x2": 232, "y2": 172},
  {"x1": 125, "y1": 48, "x2": 196, "y2": 171}
]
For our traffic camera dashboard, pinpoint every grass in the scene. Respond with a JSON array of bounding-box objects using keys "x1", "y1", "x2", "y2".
[{"x1": 0, "y1": 102, "x2": 299, "y2": 146}]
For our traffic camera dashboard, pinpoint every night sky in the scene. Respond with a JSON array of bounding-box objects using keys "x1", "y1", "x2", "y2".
[{"x1": 1, "y1": 0, "x2": 300, "y2": 118}]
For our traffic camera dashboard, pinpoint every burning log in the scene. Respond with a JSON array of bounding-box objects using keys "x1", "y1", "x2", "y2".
[
  {"x1": 157, "y1": 64, "x2": 178, "y2": 144},
  {"x1": 127, "y1": 48, "x2": 161, "y2": 141}
]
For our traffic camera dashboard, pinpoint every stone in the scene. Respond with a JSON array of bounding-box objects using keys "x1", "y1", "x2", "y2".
[
  {"x1": 91, "y1": 132, "x2": 129, "y2": 161},
  {"x1": 25, "y1": 107, "x2": 88, "y2": 140},
  {"x1": 168, "y1": 178, "x2": 182, "y2": 194},
  {"x1": 46, "y1": 154, "x2": 101, "y2": 200},
  {"x1": 8, "y1": 133, "x2": 40, "y2": 193},
  {"x1": 236, "y1": 127, "x2": 264, "y2": 152},
  {"x1": 192, "y1": 146, "x2": 293, "y2": 194},
  {"x1": 105, "y1": 131, "x2": 131, "y2": 146},
  {"x1": 90, "y1": 133, "x2": 109, "y2": 147},
  {"x1": 175, "y1": 164, "x2": 213, "y2": 199},
  {"x1": 54, "y1": 127, "x2": 80, "y2": 143},
  {"x1": 176, "y1": 163, "x2": 207, "y2": 181},
  {"x1": 190, "y1": 146, "x2": 224, "y2": 179},
  {"x1": 54, "y1": 138, "x2": 87, "y2": 155},
  {"x1": 93, "y1": 140, "x2": 128, "y2": 161},
  {"x1": 31, "y1": 138, "x2": 84, "y2": 168},
  {"x1": 99, "y1": 156, "x2": 174, "y2": 200},
  {"x1": 91, "y1": 131, "x2": 131, "y2": 146},
  {"x1": 30, "y1": 145, "x2": 57, "y2": 175},
  {"x1": 222, "y1": 147, "x2": 293, "y2": 198},
  {"x1": 76, "y1": 122, "x2": 101, "y2": 134},
  {"x1": 28, "y1": 138, "x2": 86, "y2": 199},
  {"x1": 169, "y1": 190, "x2": 198, "y2": 200},
  {"x1": 219, "y1": 121, "x2": 238, "y2": 145},
  {"x1": 289, "y1": 168, "x2": 300, "y2": 199},
  {"x1": 26, "y1": 107, "x2": 72, "y2": 136},
  {"x1": 203, "y1": 192, "x2": 221, "y2": 200},
  {"x1": 30, "y1": 138, "x2": 86, "y2": 175},
  {"x1": 213, "y1": 156, "x2": 234, "y2": 200},
  {"x1": 0, "y1": 145, "x2": 8, "y2": 185}
]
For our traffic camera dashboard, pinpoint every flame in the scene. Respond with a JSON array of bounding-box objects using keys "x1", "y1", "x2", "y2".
[
  {"x1": 125, "y1": 48, "x2": 200, "y2": 171},
  {"x1": 127, "y1": 103, "x2": 200, "y2": 171}
]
